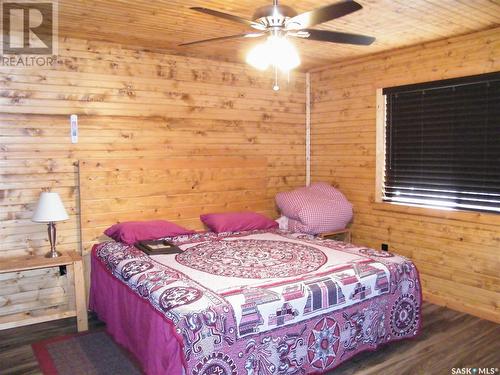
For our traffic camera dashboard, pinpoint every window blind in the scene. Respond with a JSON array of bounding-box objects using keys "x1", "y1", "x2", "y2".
[{"x1": 382, "y1": 72, "x2": 500, "y2": 213}]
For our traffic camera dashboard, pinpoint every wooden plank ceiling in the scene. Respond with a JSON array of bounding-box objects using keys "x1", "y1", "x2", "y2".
[{"x1": 58, "y1": 0, "x2": 500, "y2": 71}]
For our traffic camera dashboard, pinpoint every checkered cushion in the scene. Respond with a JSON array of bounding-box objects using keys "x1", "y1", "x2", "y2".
[
  {"x1": 275, "y1": 182, "x2": 353, "y2": 235},
  {"x1": 275, "y1": 186, "x2": 315, "y2": 219}
]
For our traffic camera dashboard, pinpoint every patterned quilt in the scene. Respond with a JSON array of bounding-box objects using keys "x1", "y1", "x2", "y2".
[{"x1": 93, "y1": 229, "x2": 422, "y2": 375}]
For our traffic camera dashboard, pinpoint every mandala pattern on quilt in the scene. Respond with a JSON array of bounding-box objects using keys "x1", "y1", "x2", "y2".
[
  {"x1": 390, "y1": 294, "x2": 419, "y2": 337},
  {"x1": 176, "y1": 239, "x2": 326, "y2": 279},
  {"x1": 307, "y1": 317, "x2": 341, "y2": 370}
]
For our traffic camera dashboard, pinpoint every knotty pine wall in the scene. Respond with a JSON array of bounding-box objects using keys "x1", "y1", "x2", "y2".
[
  {"x1": 310, "y1": 27, "x2": 500, "y2": 323},
  {"x1": 0, "y1": 37, "x2": 306, "y2": 321}
]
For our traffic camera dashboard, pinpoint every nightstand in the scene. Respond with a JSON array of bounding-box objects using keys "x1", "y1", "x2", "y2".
[
  {"x1": 318, "y1": 228, "x2": 352, "y2": 242},
  {"x1": 0, "y1": 251, "x2": 88, "y2": 332}
]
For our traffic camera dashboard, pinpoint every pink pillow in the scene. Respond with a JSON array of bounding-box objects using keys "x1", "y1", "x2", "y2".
[
  {"x1": 309, "y1": 182, "x2": 349, "y2": 202},
  {"x1": 292, "y1": 197, "x2": 351, "y2": 234},
  {"x1": 104, "y1": 220, "x2": 195, "y2": 244},
  {"x1": 275, "y1": 186, "x2": 313, "y2": 219},
  {"x1": 200, "y1": 212, "x2": 278, "y2": 233},
  {"x1": 275, "y1": 183, "x2": 353, "y2": 235}
]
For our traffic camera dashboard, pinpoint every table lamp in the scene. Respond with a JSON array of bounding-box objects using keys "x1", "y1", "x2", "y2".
[{"x1": 32, "y1": 192, "x2": 69, "y2": 258}]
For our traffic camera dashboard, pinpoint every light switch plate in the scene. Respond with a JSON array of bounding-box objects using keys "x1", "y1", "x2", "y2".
[{"x1": 70, "y1": 114, "x2": 78, "y2": 143}]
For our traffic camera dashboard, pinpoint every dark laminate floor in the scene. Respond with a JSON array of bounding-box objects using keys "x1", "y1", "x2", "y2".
[{"x1": 0, "y1": 302, "x2": 498, "y2": 375}]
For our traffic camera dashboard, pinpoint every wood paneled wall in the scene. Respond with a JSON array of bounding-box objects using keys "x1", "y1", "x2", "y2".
[
  {"x1": 0, "y1": 38, "x2": 305, "y2": 321},
  {"x1": 79, "y1": 157, "x2": 268, "y2": 253},
  {"x1": 310, "y1": 27, "x2": 500, "y2": 323}
]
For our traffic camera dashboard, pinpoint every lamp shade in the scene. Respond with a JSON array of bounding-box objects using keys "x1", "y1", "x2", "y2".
[{"x1": 32, "y1": 192, "x2": 69, "y2": 223}]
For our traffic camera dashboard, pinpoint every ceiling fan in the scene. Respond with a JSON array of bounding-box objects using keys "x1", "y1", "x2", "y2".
[
  {"x1": 180, "y1": 0, "x2": 375, "y2": 89},
  {"x1": 180, "y1": 0, "x2": 374, "y2": 48}
]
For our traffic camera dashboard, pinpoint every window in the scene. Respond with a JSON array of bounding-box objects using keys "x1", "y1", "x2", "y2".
[{"x1": 378, "y1": 72, "x2": 500, "y2": 214}]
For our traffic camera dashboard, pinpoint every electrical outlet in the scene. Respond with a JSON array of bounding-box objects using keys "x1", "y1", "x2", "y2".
[{"x1": 381, "y1": 243, "x2": 389, "y2": 252}]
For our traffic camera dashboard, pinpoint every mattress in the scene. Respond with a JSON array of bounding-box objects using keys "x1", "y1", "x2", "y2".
[{"x1": 90, "y1": 229, "x2": 422, "y2": 375}]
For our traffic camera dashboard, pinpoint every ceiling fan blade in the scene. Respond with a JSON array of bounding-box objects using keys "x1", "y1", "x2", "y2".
[
  {"x1": 179, "y1": 33, "x2": 265, "y2": 47},
  {"x1": 190, "y1": 7, "x2": 266, "y2": 30},
  {"x1": 285, "y1": 1, "x2": 362, "y2": 30},
  {"x1": 295, "y1": 29, "x2": 375, "y2": 45}
]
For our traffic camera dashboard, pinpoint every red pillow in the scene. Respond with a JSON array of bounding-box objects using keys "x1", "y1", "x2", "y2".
[
  {"x1": 104, "y1": 220, "x2": 195, "y2": 244},
  {"x1": 200, "y1": 212, "x2": 278, "y2": 233}
]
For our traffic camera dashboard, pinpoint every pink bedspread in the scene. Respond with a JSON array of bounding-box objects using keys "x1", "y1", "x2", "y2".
[{"x1": 90, "y1": 229, "x2": 422, "y2": 375}]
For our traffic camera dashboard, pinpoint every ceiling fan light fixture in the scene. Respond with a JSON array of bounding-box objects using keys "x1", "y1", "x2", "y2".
[
  {"x1": 246, "y1": 35, "x2": 300, "y2": 73},
  {"x1": 246, "y1": 43, "x2": 270, "y2": 70},
  {"x1": 268, "y1": 35, "x2": 300, "y2": 72}
]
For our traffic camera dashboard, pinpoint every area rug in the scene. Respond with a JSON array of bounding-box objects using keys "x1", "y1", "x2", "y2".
[{"x1": 32, "y1": 330, "x2": 142, "y2": 375}]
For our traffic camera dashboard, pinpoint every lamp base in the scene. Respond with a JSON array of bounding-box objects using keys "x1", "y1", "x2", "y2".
[
  {"x1": 45, "y1": 250, "x2": 62, "y2": 258},
  {"x1": 45, "y1": 222, "x2": 61, "y2": 258}
]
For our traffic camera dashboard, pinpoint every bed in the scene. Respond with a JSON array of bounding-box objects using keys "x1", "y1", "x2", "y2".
[
  {"x1": 89, "y1": 229, "x2": 422, "y2": 375},
  {"x1": 80, "y1": 158, "x2": 421, "y2": 375}
]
